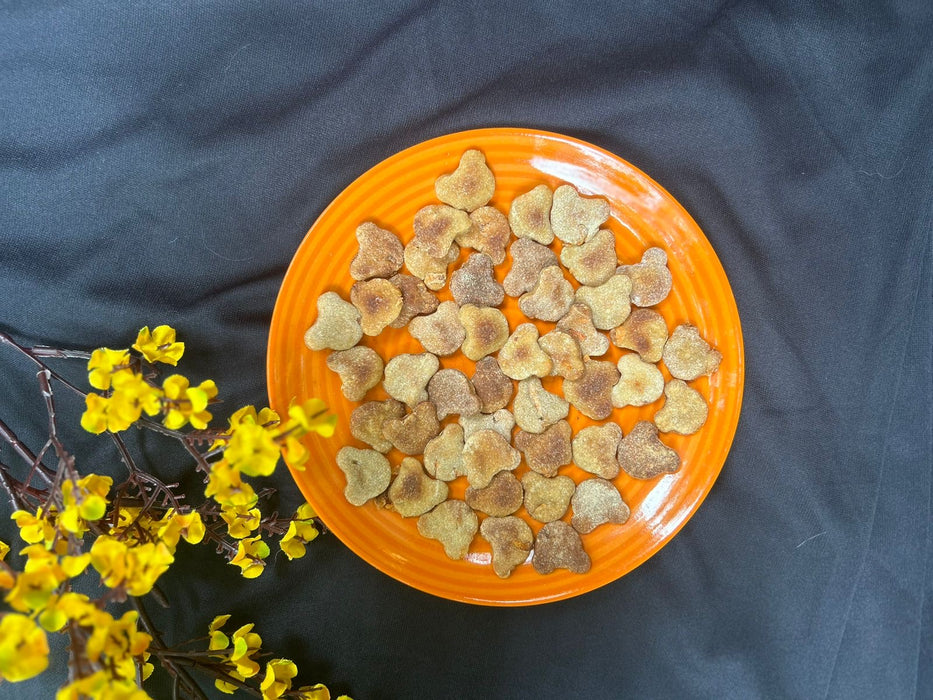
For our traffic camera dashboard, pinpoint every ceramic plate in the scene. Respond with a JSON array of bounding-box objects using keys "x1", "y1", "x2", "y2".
[{"x1": 267, "y1": 128, "x2": 744, "y2": 606}]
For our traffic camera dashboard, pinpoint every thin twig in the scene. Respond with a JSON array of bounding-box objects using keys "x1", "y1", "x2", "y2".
[
  {"x1": 29, "y1": 345, "x2": 93, "y2": 360},
  {"x1": 0, "y1": 331, "x2": 88, "y2": 398},
  {"x1": 0, "y1": 465, "x2": 27, "y2": 510},
  {"x1": 136, "y1": 418, "x2": 220, "y2": 475},
  {"x1": 132, "y1": 596, "x2": 210, "y2": 700},
  {"x1": 0, "y1": 417, "x2": 54, "y2": 482},
  {"x1": 168, "y1": 657, "x2": 263, "y2": 698}
]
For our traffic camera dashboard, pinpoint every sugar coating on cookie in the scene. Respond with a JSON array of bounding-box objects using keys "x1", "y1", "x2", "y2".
[
  {"x1": 497, "y1": 323, "x2": 552, "y2": 380},
  {"x1": 518, "y1": 266, "x2": 574, "y2": 322},
  {"x1": 465, "y1": 471, "x2": 524, "y2": 517},
  {"x1": 304, "y1": 292, "x2": 363, "y2": 351},
  {"x1": 550, "y1": 184, "x2": 610, "y2": 245},
  {"x1": 616, "y1": 421, "x2": 680, "y2": 480},
  {"x1": 427, "y1": 368, "x2": 480, "y2": 420},
  {"x1": 350, "y1": 222, "x2": 404, "y2": 281},
  {"x1": 383, "y1": 353, "x2": 439, "y2": 407},
  {"x1": 481, "y1": 516, "x2": 534, "y2": 579},
  {"x1": 560, "y1": 228, "x2": 617, "y2": 287},
  {"x1": 336, "y1": 446, "x2": 392, "y2": 506},
  {"x1": 562, "y1": 359, "x2": 621, "y2": 420},
  {"x1": 503, "y1": 238, "x2": 558, "y2": 297},
  {"x1": 616, "y1": 247, "x2": 672, "y2": 307},
  {"x1": 514, "y1": 420, "x2": 573, "y2": 477},
  {"x1": 388, "y1": 457, "x2": 448, "y2": 517},
  {"x1": 532, "y1": 520, "x2": 591, "y2": 574},
  {"x1": 571, "y1": 478, "x2": 630, "y2": 534},
  {"x1": 521, "y1": 472, "x2": 575, "y2": 523},
  {"x1": 653, "y1": 379, "x2": 709, "y2": 435},
  {"x1": 470, "y1": 356, "x2": 514, "y2": 414},
  {"x1": 571, "y1": 423, "x2": 622, "y2": 479},
  {"x1": 350, "y1": 399, "x2": 406, "y2": 453},
  {"x1": 450, "y1": 253, "x2": 505, "y2": 308},
  {"x1": 512, "y1": 377, "x2": 569, "y2": 434},
  {"x1": 350, "y1": 278, "x2": 403, "y2": 336},
  {"x1": 408, "y1": 301, "x2": 466, "y2": 356},
  {"x1": 461, "y1": 206, "x2": 511, "y2": 264},
  {"x1": 434, "y1": 149, "x2": 496, "y2": 212},
  {"x1": 661, "y1": 324, "x2": 722, "y2": 381},
  {"x1": 509, "y1": 184, "x2": 554, "y2": 244},
  {"x1": 388, "y1": 273, "x2": 439, "y2": 328},
  {"x1": 418, "y1": 499, "x2": 479, "y2": 560},
  {"x1": 381, "y1": 401, "x2": 441, "y2": 455}
]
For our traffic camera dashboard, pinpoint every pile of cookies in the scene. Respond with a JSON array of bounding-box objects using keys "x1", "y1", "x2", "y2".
[{"x1": 304, "y1": 149, "x2": 721, "y2": 578}]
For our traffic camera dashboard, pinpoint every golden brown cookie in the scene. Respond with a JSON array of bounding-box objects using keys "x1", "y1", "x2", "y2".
[
  {"x1": 616, "y1": 421, "x2": 680, "y2": 479},
  {"x1": 304, "y1": 292, "x2": 363, "y2": 351}
]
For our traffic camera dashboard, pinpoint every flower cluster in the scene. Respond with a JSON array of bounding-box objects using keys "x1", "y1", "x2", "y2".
[
  {"x1": 205, "y1": 402, "x2": 333, "y2": 579},
  {"x1": 207, "y1": 616, "x2": 350, "y2": 700},
  {"x1": 80, "y1": 325, "x2": 215, "y2": 434},
  {"x1": 0, "y1": 325, "x2": 347, "y2": 699}
]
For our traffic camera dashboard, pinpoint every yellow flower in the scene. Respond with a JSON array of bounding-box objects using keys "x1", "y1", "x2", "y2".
[
  {"x1": 156, "y1": 509, "x2": 205, "y2": 548},
  {"x1": 4, "y1": 547, "x2": 70, "y2": 613},
  {"x1": 108, "y1": 507, "x2": 155, "y2": 545},
  {"x1": 286, "y1": 399, "x2": 337, "y2": 438},
  {"x1": 61, "y1": 553, "x2": 91, "y2": 578},
  {"x1": 296, "y1": 686, "x2": 352, "y2": 700},
  {"x1": 225, "y1": 422, "x2": 279, "y2": 477},
  {"x1": 230, "y1": 536, "x2": 269, "y2": 579},
  {"x1": 59, "y1": 474, "x2": 111, "y2": 535},
  {"x1": 0, "y1": 613, "x2": 49, "y2": 682},
  {"x1": 214, "y1": 670, "x2": 247, "y2": 695},
  {"x1": 55, "y1": 672, "x2": 106, "y2": 700},
  {"x1": 211, "y1": 405, "x2": 281, "y2": 450},
  {"x1": 84, "y1": 372, "x2": 162, "y2": 433},
  {"x1": 282, "y1": 435, "x2": 309, "y2": 470},
  {"x1": 12, "y1": 508, "x2": 56, "y2": 546},
  {"x1": 220, "y1": 504, "x2": 261, "y2": 539},
  {"x1": 56, "y1": 670, "x2": 153, "y2": 700},
  {"x1": 83, "y1": 610, "x2": 151, "y2": 680},
  {"x1": 110, "y1": 371, "x2": 162, "y2": 420},
  {"x1": 161, "y1": 375, "x2": 218, "y2": 430},
  {"x1": 279, "y1": 504, "x2": 320, "y2": 561},
  {"x1": 208, "y1": 614, "x2": 232, "y2": 651},
  {"x1": 87, "y1": 348, "x2": 132, "y2": 391},
  {"x1": 90, "y1": 536, "x2": 128, "y2": 584},
  {"x1": 125, "y1": 542, "x2": 174, "y2": 597},
  {"x1": 90, "y1": 536, "x2": 173, "y2": 597},
  {"x1": 0, "y1": 541, "x2": 12, "y2": 590},
  {"x1": 80, "y1": 393, "x2": 112, "y2": 434},
  {"x1": 231, "y1": 405, "x2": 281, "y2": 430},
  {"x1": 260, "y1": 658, "x2": 298, "y2": 700},
  {"x1": 133, "y1": 325, "x2": 185, "y2": 365},
  {"x1": 229, "y1": 622, "x2": 263, "y2": 678},
  {"x1": 205, "y1": 460, "x2": 258, "y2": 508},
  {"x1": 80, "y1": 609, "x2": 151, "y2": 684},
  {"x1": 80, "y1": 473, "x2": 113, "y2": 499},
  {"x1": 37, "y1": 591, "x2": 91, "y2": 632},
  {"x1": 296, "y1": 685, "x2": 332, "y2": 700}
]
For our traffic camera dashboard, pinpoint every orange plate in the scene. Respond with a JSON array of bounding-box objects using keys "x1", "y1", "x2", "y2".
[{"x1": 267, "y1": 128, "x2": 744, "y2": 606}]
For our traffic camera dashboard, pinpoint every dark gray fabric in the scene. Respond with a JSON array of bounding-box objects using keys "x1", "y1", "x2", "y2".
[{"x1": 1, "y1": 1, "x2": 930, "y2": 698}]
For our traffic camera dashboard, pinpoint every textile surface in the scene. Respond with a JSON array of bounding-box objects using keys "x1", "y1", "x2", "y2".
[{"x1": 1, "y1": 2, "x2": 930, "y2": 698}]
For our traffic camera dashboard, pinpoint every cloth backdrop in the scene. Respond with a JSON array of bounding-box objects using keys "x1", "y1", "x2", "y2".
[{"x1": 1, "y1": 2, "x2": 930, "y2": 698}]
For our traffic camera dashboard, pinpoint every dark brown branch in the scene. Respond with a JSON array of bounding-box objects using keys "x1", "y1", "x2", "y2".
[
  {"x1": 168, "y1": 657, "x2": 263, "y2": 698},
  {"x1": 0, "y1": 331, "x2": 88, "y2": 398},
  {"x1": 29, "y1": 345, "x2": 93, "y2": 360},
  {"x1": 132, "y1": 596, "x2": 209, "y2": 700}
]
